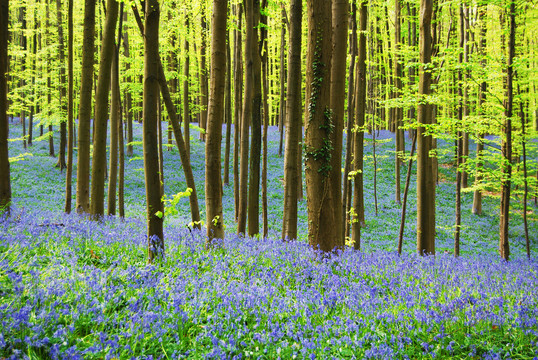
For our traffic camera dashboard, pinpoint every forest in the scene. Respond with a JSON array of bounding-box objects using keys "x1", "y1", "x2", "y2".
[{"x1": 0, "y1": 0, "x2": 537, "y2": 358}]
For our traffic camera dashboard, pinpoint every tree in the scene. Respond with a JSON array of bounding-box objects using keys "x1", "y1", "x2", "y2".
[
  {"x1": 416, "y1": 0, "x2": 435, "y2": 256},
  {"x1": 205, "y1": 0, "x2": 228, "y2": 243},
  {"x1": 304, "y1": 0, "x2": 336, "y2": 252},
  {"x1": 499, "y1": 0, "x2": 516, "y2": 261},
  {"x1": 90, "y1": 0, "x2": 119, "y2": 218},
  {"x1": 107, "y1": 5, "x2": 124, "y2": 216},
  {"x1": 64, "y1": 0, "x2": 74, "y2": 213},
  {"x1": 394, "y1": 0, "x2": 404, "y2": 205},
  {"x1": 281, "y1": 0, "x2": 302, "y2": 241},
  {"x1": 75, "y1": 0, "x2": 96, "y2": 214},
  {"x1": 143, "y1": 0, "x2": 164, "y2": 262},
  {"x1": 329, "y1": 0, "x2": 348, "y2": 249},
  {"x1": 352, "y1": 0, "x2": 367, "y2": 250},
  {"x1": 56, "y1": 0, "x2": 67, "y2": 171},
  {"x1": 0, "y1": 0, "x2": 10, "y2": 214},
  {"x1": 247, "y1": 0, "x2": 263, "y2": 237},
  {"x1": 233, "y1": 3, "x2": 243, "y2": 221}
]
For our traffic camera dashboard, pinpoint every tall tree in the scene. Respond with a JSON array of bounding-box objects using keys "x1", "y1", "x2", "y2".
[
  {"x1": 277, "y1": 6, "x2": 287, "y2": 157},
  {"x1": 247, "y1": 0, "x2": 263, "y2": 237},
  {"x1": 260, "y1": 0, "x2": 269, "y2": 238},
  {"x1": 304, "y1": 0, "x2": 335, "y2": 252},
  {"x1": 233, "y1": 3, "x2": 243, "y2": 221},
  {"x1": 183, "y1": 12, "x2": 190, "y2": 158},
  {"x1": 205, "y1": 0, "x2": 228, "y2": 243},
  {"x1": 90, "y1": 0, "x2": 119, "y2": 218},
  {"x1": 143, "y1": 0, "x2": 164, "y2": 262},
  {"x1": 352, "y1": 0, "x2": 367, "y2": 250},
  {"x1": 56, "y1": 0, "x2": 67, "y2": 170},
  {"x1": 499, "y1": 1, "x2": 516, "y2": 261},
  {"x1": 64, "y1": 0, "x2": 74, "y2": 213},
  {"x1": 329, "y1": 0, "x2": 348, "y2": 249},
  {"x1": 107, "y1": 4, "x2": 124, "y2": 216},
  {"x1": 394, "y1": 0, "x2": 404, "y2": 205},
  {"x1": 0, "y1": 0, "x2": 10, "y2": 213},
  {"x1": 75, "y1": 0, "x2": 97, "y2": 214},
  {"x1": 416, "y1": 0, "x2": 435, "y2": 255},
  {"x1": 237, "y1": 0, "x2": 257, "y2": 235},
  {"x1": 281, "y1": 0, "x2": 302, "y2": 241},
  {"x1": 199, "y1": 3, "x2": 209, "y2": 141}
]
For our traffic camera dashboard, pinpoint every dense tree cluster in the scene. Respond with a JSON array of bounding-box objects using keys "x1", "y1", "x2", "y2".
[{"x1": 1, "y1": 0, "x2": 536, "y2": 261}]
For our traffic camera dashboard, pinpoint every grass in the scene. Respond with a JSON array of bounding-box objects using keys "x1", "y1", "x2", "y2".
[{"x1": 1, "y1": 119, "x2": 537, "y2": 359}]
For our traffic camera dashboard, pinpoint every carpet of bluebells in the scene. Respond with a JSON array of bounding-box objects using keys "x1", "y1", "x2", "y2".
[{"x1": 1, "y1": 119, "x2": 537, "y2": 359}]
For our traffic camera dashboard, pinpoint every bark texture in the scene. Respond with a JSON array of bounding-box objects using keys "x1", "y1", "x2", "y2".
[
  {"x1": 144, "y1": 0, "x2": 164, "y2": 262},
  {"x1": 205, "y1": 0, "x2": 227, "y2": 242},
  {"x1": 416, "y1": 0, "x2": 436, "y2": 255},
  {"x1": 75, "y1": 0, "x2": 96, "y2": 214},
  {"x1": 281, "y1": 0, "x2": 302, "y2": 241},
  {"x1": 304, "y1": 0, "x2": 335, "y2": 252},
  {"x1": 0, "y1": 0, "x2": 11, "y2": 213}
]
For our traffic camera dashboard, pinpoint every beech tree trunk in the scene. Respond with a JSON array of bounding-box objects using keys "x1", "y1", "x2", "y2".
[
  {"x1": 233, "y1": 3, "x2": 243, "y2": 221},
  {"x1": 247, "y1": 0, "x2": 263, "y2": 237},
  {"x1": 278, "y1": 7, "x2": 287, "y2": 158},
  {"x1": 499, "y1": 1, "x2": 515, "y2": 261},
  {"x1": 353, "y1": 0, "x2": 367, "y2": 250},
  {"x1": 183, "y1": 14, "x2": 190, "y2": 158},
  {"x1": 90, "y1": 0, "x2": 119, "y2": 218},
  {"x1": 416, "y1": 0, "x2": 436, "y2": 256},
  {"x1": 205, "y1": 0, "x2": 228, "y2": 243},
  {"x1": 237, "y1": 0, "x2": 253, "y2": 235},
  {"x1": 223, "y1": 31, "x2": 232, "y2": 186},
  {"x1": 281, "y1": 0, "x2": 302, "y2": 241},
  {"x1": 131, "y1": 3, "x2": 202, "y2": 229},
  {"x1": 394, "y1": 0, "x2": 404, "y2": 205},
  {"x1": 304, "y1": 0, "x2": 335, "y2": 252},
  {"x1": 144, "y1": 0, "x2": 164, "y2": 262},
  {"x1": 56, "y1": 0, "x2": 67, "y2": 170},
  {"x1": 0, "y1": 0, "x2": 10, "y2": 213},
  {"x1": 107, "y1": 7, "x2": 123, "y2": 216},
  {"x1": 199, "y1": 6, "x2": 208, "y2": 141},
  {"x1": 64, "y1": 0, "x2": 74, "y2": 213},
  {"x1": 75, "y1": 0, "x2": 96, "y2": 214},
  {"x1": 261, "y1": 0, "x2": 269, "y2": 238},
  {"x1": 329, "y1": 0, "x2": 348, "y2": 249}
]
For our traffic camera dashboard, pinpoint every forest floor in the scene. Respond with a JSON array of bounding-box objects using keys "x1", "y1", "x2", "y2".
[{"x1": 1, "y1": 119, "x2": 537, "y2": 359}]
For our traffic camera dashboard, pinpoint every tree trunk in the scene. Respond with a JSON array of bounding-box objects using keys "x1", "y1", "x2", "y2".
[
  {"x1": 499, "y1": 1, "x2": 515, "y2": 261},
  {"x1": 416, "y1": 0, "x2": 435, "y2": 256},
  {"x1": 281, "y1": 0, "x2": 302, "y2": 241},
  {"x1": 133, "y1": 4, "x2": 203, "y2": 229},
  {"x1": 123, "y1": 12, "x2": 133, "y2": 157},
  {"x1": 353, "y1": 0, "x2": 367, "y2": 250},
  {"x1": 56, "y1": 0, "x2": 67, "y2": 170},
  {"x1": 143, "y1": 0, "x2": 164, "y2": 262},
  {"x1": 183, "y1": 14, "x2": 190, "y2": 158},
  {"x1": 329, "y1": 0, "x2": 348, "y2": 249},
  {"x1": 260, "y1": 0, "x2": 269, "y2": 238},
  {"x1": 76, "y1": 0, "x2": 96, "y2": 214},
  {"x1": 199, "y1": 6, "x2": 208, "y2": 141},
  {"x1": 205, "y1": 0, "x2": 228, "y2": 243},
  {"x1": 233, "y1": 3, "x2": 243, "y2": 221},
  {"x1": 278, "y1": 7, "x2": 287, "y2": 158},
  {"x1": 237, "y1": 0, "x2": 253, "y2": 235},
  {"x1": 304, "y1": 0, "x2": 335, "y2": 252},
  {"x1": 223, "y1": 30, "x2": 232, "y2": 186},
  {"x1": 107, "y1": 6, "x2": 123, "y2": 216},
  {"x1": 65, "y1": 0, "x2": 74, "y2": 213},
  {"x1": 247, "y1": 0, "x2": 262, "y2": 237},
  {"x1": 0, "y1": 0, "x2": 11, "y2": 213},
  {"x1": 394, "y1": 0, "x2": 404, "y2": 205},
  {"x1": 343, "y1": 2, "x2": 357, "y2": 240},
  {"x1": 90, "y1": 0, "x2": 119, "y2": 218}
]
